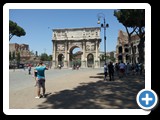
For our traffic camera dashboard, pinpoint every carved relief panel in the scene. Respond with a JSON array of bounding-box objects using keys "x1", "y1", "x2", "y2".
[
  {"x1": 57, "y1": 44, "x2": 65, "y2": 51},
  {"x1": 86, "y1": 42, "x2": 95, "y2": 51}
]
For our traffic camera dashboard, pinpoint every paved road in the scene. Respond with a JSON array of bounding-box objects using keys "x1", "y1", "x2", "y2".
[{"x1": 8, "y1": 67, "x2": 145, "y2": 110}]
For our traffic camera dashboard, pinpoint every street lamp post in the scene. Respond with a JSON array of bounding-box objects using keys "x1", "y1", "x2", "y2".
[{"x1": 97, "y1": 13, "x2": 109, "y2": 64}]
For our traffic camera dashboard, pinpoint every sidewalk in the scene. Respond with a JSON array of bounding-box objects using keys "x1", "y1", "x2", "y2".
[{"x1": 9, "y1": 68, "x2": 145, "y2": 109}]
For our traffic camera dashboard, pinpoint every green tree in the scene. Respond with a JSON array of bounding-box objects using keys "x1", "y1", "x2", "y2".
[
  {"x1": 110, "y1": 57, "x2": 116, "y2": 62},
  {"x1": 9, "y1": 51, "x2": 12, "y2": 61},
  {"x1": 40, "y1": 53, "x2": 49, "y2": 61},
  {"x1": 12, "y1": 51, "x2": 15, "y2": 60},
  {"x1": 114, "y1": 9, "x2": 145, "y2": 64},
  {"x1": 9, "y1": 20, "x2": 26, "y2": 41},
  {"x1": 16, "y1": 52, "x2": 21, "y2": 64},
  {"x1": 100, "y1": 54, "x2": 108, "y2": 61},
  {"x1": 134, "y1": 10, "x2": 145, "y2": 64},
  {"x1": 48, "y1": 55, "x2": 52, "y2": 61},
  {"x1": 100, "y1": 54, "x2": 112, "y2": 62}
]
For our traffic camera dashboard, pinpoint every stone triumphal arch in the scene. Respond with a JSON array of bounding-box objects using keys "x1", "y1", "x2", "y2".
[{"x1": 52, "y1": 27, "x2": 101, "y2": 68}]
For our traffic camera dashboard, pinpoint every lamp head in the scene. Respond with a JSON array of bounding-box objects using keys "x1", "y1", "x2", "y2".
[
  {"x1": 106, "y1": 23, "x2": 109, "y2": 28},
  {"x1": 97, "y1": 18, "x2": 100, "y2": 24}
]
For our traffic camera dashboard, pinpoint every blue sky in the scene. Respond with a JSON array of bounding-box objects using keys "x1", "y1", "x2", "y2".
[{"x1": 9, "y1": 9, "x2": 127, "y2": 55}]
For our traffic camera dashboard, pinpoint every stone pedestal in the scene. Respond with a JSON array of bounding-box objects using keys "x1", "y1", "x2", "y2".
[
  {"x1": 94, "y1": 61, "x2": 99, "y2": 68},
  {"x1": 81, "y1": 61, "x2": 86, "y2": 68},
  {"x1": 63, "y1": 61, "x2": 68, "y2": 68},
  {"x1": 52, "y1": 61, "x2": 56, "y2": 69}
]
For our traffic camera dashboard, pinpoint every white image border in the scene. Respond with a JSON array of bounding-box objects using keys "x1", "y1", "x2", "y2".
[{"x1": 3, "y1": 3, "x2": 151, "y2": 115}]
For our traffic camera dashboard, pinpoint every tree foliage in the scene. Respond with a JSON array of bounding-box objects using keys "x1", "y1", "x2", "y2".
[
  {"x1": 9, "y1": 51, "x2": 12, "y2": 61},
  {"x1": 48, "y1": 55, "x2": 52, "y2": 61},
  {"x1": 114, "y1": 9, "x2": 145, "y2": 35},
  {"x1": 40, "y1": 53, "x2": 52, "y2": 61},
  {"x1": 9, "y1": 20, "x2": 26, "y2": 41},
  {"x1": 16, "y1": 52, "x2": 21, "y2": 63},
  {"x1": 12, "y1": 51, "x2": 16, "y2": 60}
]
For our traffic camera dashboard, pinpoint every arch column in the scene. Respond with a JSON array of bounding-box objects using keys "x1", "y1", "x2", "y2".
[
  {"x1": 81, "y1": 41, "x2": 86, "y2": 68},
  {"x1": 122, "y1": 45, "x2": 126, "y2": 63},
  {"x1": 95, "y1": 40, "x2": 99, "y2": 68},
  {"x1": 63, "y1": 41, "x2": 68, "y2": 68},
  {"x1": 67, "y1": 42, "x2": 71, "y2": 68},
  {"x1": 52, "y1": 40, "x2": 56, "y2": 68}
]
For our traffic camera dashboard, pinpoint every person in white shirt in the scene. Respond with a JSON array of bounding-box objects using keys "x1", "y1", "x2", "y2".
[{"x1": 119, "y1": 61, "x2": 125, "y2": 78}]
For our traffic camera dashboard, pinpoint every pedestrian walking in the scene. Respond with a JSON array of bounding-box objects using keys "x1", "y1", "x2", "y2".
[
  {"x1": 125, "y1": 62, "x2": 130, "y2": 76},
  {"x1": 115, "y1": 63, "x2": 119, "y2": 76},
  {"x1": 28, "y1": 64, "x2": 31, "y2": 75},
  {"x1": 119, "y1": 61, "x2": 125, "y2": 78},
  {"x1": 108, "y1": 61, "x2": 114, "y2": 81}
]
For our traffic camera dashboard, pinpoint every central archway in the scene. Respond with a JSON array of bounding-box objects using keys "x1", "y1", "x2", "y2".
[
  {"x1": 52, "y1": 27, "x2": 101, "y2": 68},
  {"x1": 68, "y1": 46, "x2": 82, "y2": 68}
]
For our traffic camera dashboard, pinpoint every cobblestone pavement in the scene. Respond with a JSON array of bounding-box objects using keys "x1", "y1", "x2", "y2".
[{"x1": 8, "y1": 67, "x2": 144, "y2": 110}]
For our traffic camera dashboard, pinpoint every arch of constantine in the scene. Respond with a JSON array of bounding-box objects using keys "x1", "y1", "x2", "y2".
[{"x1": 52, "y1": 27, "x2": 101, "y2": 68}]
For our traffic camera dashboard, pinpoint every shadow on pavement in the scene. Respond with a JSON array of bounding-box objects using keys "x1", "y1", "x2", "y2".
[{"x1": 37, "y1": 75, "x2": 144, "y2": 109}]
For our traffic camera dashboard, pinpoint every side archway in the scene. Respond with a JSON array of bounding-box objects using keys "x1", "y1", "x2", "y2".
[
  {"x1": 58, "y1": 54, "x2": 64, "y2": 67},
  {"x1": 87, "y1": 53, "x2": 94, "y2": 67}
]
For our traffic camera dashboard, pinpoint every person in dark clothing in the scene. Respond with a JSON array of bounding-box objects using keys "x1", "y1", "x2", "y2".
[
  {"x1": 108, "y1": 61, "x2": 114, "y2": 81},
  {"x1": 104, "y1": 63, "x2": 108, "y2": 81},
  {"x1": 28, "y1": 64, "x2": 31, "y2": 75}
]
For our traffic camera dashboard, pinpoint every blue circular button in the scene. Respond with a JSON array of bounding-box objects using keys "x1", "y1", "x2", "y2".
[{"x1": 136, "y1": 89, "x2": 158, "y2": 110}]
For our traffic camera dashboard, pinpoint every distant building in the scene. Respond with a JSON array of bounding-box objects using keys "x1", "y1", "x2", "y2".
[
  {"x1": 116, "y1": 30, "x2": 144, "y2": 64},
  {"x1": 98, "y1": 51, "x2": 116, "y2": 66},
  {"x1": 106, "y1": 51, "x2": 116, "y2": 58},
  {"x1": 9, "y1": 43, "x2": 31, "y2": 61}
]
